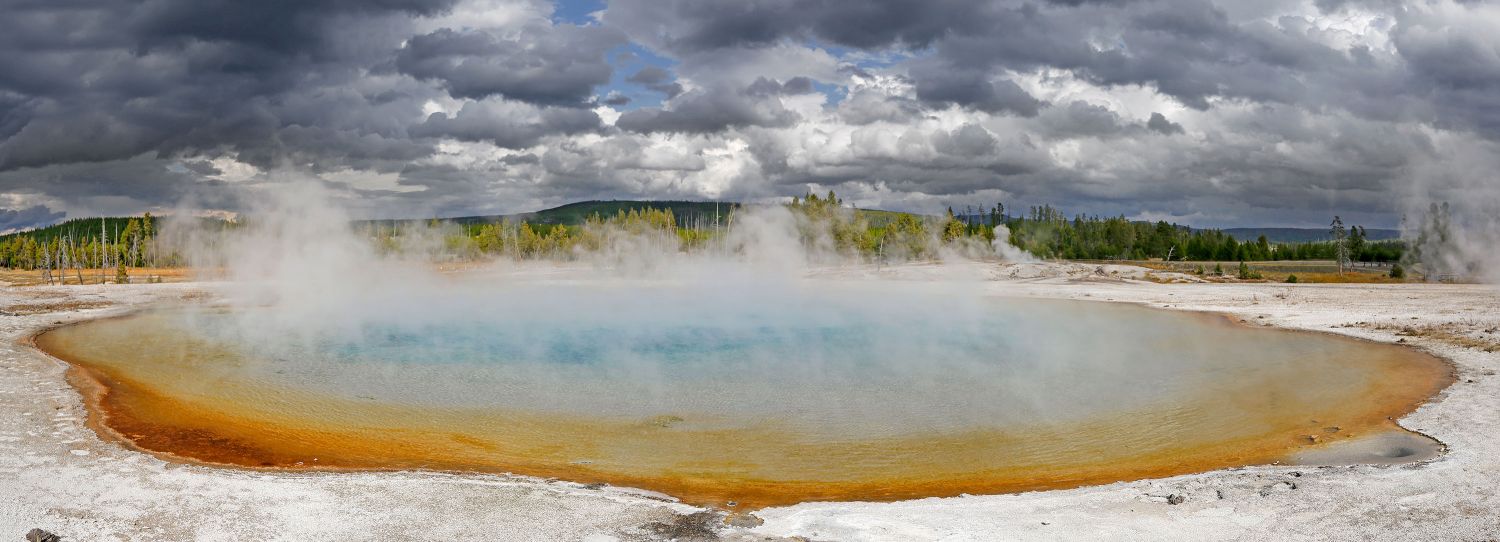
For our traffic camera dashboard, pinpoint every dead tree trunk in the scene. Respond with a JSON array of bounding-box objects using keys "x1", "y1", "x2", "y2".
[
  {"x1": 71, "y1": 236, "x2": 85, "y2": 285},
  {"x1": 40, "y1": 243, "x2": 48, "y2": 285},
  {"x1": 99, "y1": 218, "x2": 107, "y2": 284}
]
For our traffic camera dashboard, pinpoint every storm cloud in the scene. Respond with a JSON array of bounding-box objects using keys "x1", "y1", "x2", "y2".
[
  {"x1": 0, "y1": 204, "x2": 64, "y2": 233},
  {"x1": 0, "y1": 0, "x2": 1496, "y2": 228},
  {"x1": 396, "y1": 23, "x2": 626, "y2": 105}
]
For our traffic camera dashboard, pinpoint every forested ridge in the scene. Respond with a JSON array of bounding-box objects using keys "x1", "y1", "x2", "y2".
[
  {"x1": 0, "y1": 215, "x2": 170, "y2": 282},
  {"x1": 992, "y1": 204, "x2": 1400, "y2": 263},
  {"x1": 0, "y1": 195, "x2": 1403, "y2": 277}
]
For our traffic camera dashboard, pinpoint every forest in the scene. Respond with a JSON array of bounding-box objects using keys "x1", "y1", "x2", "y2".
[
  {"x1": 0, "y1": 215, "x2": 168, "y2": 283},
  {"x1": 990, "y1": 204, "x2": 1401, "y2": 263},
  {"x1": 0, "y1": 194, "x2": 1401, "y2": 281}
]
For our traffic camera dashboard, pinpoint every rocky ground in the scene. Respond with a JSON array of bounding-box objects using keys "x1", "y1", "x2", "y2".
[{"x1": 2, "y1": 264, "x2": 1498, "y2": 541}]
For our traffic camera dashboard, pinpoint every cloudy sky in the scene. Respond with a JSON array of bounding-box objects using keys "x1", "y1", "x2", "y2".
[{"x1": 1, "y1": 0, "x2": 1497, "y2": 229}]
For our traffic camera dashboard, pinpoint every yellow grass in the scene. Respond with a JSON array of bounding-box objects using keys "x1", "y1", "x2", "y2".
[
  {"x1": 0, "y1": 267, "x2": 196, "y2": 286},
  {"x1": 1119, "y1": 260, "x2": 1409, "y2": 284}
]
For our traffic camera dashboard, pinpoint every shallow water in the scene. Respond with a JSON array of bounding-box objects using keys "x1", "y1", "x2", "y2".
[{"x1": 37, "y1": 281, "x2": 1450, "y2": 509}]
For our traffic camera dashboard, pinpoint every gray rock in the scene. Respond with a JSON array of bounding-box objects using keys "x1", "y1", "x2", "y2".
[
  {"x1": 725, "y1": 513, "x2": 764, "y2": 528},
  {"x1": 1259, "y1": 481, "x2": 1298, "y2": 496},
  {"x1": 25, "y1": 529, "x2": 62, "y2": 542},
  {"x1": 643, "y1": 511, "x2": 721, "y2": 541}
]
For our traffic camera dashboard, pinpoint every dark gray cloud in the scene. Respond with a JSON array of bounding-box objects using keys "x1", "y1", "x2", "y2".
[
  {"x1": 0, "y1": 155, "x2": 243, "y2": 216},
  {"x1": 0, "y1": 204, "x2": 64, "y2": 232},
  {"x1": 0, "y1": 0, "x2": 453, "y2": 173},
  {"x1": 1387, "y1": 9, "x2": 1500, "y2": 139},
  {"x1": 410, "y1": 101, "x2": 602, "y2": 148},
  {"x1": 626, "y1": 66, "x2": 685, "y2": 98},
  {"x1": 1035, "y1": 101, "x2": 1126, "y2": 139},
  {"x1": 605, "y1": 0, "x2": 1450, "y2": 126},
  {"x1": 746, "y1": 76, "x2": 816, "y2": 96},
  {"x1": 932, "y1": 124, "x2": 1000, "y2": 157},
  {"x1": 396, "y1": 24, "x2": 626, "y2": 105},
  {"x1": 1147, "y1": 112, "x2": 1185, "y2": 135},
  {"x1": 837, "y1": 90, "x2": 923, "y2": 125},
  {"x1": 601, "y1": 91, "x2": 632, "y2": 106},
  {"x1": 616, "y1": 81, "x2": 802, "y2": 133},
  {"x1": 603, "y1": 0, "x2": 992, "y2": 53},
  {"x1": 125, "y1": 0, "x2": 456, "y2": 53},
  {"x1": 626, "y1": 66, "x2": 672, "y2": 85},
  {"x1": 910, "y1": 65, "x2": 1043, "y2": 117},
  {"x1": 0, "y1": 0, "x2": 1495, "y2": 229}
]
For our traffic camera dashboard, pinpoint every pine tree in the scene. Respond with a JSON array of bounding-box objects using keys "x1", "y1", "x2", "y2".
[
  {"x1": 1347, "y1": 225, "x2": 1365, "y2": 264},
  {"x1": 1329, "y1": 215, "x2": 1347, "y2": 274}
]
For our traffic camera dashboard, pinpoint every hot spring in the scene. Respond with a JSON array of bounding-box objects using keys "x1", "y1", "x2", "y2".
[{"x1": 35, "y1": 276, "x2": 1449, "y2": 509}]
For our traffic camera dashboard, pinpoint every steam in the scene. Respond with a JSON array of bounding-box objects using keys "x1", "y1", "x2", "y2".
[
  {"x1": 147, "y1": 183, "x2": 874, "y2": 340},
  {"x1": 1394, "y1": 135, "x2": 1500, "y2": 285},
  {"x1": 146, "y1": 180, "x2": 1126, "y2": 423},
  {"x1": 113, "y1": 179, "x2": 1397, "y2": 450},
  {"x1": 990, "y1": 225, "x2": 1034, "y2": 263},
  {"x1": 1402, "y1": 201, "x2": 1500, "y2": 283},
  {"x1": 159, "y1": 180, "x2": 1031, "y2": 289}
]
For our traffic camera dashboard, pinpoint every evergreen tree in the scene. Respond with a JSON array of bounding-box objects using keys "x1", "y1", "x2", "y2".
[
  {"x1": 1237, "y1": 261, "x2": 1261, "y2": 280},
  {"x1": 1329, "y1": 215, "x2": 1348, "y2": 274},
  {"x1": 1347, "y1": 225, "x2": 1366, "y2": 263}
]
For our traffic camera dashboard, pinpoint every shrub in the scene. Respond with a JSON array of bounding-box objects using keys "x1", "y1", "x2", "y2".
[
  {"x1": 1237, "y1": 261, "x2": 1263, "y2": 280},
  {"x1": 1285, "y1": 274, "x2": 1299, "y2": 283},
  {"x1": 1213, "y1": 263, "x2": 1224, "y2": 276},
  {"x1": 1390, "y1": 263, "x2": 1405, "y2": 279}
]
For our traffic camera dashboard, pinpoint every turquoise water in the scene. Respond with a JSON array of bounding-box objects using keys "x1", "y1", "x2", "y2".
[
  {"x1": 138, "y1": 281, "x2": 1359, "y2": 438},
  {"x1": 43, "y1": 278, "x2": 1444, "y2": 506}
]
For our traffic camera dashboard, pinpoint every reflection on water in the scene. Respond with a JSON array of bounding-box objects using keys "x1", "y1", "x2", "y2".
[{"x1": 37, "y1": 285, "x2": 1450, "y2": 509}]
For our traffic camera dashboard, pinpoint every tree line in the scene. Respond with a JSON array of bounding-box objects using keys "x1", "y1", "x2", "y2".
[
  {"x1": 0, "y1": 215, "x2": 172, "y2": 283},
  {"x1": 0, "y1": 195, "x2": 1405, "y2": 278},
  {"x1": 988, "y1": 204, "x2": 1401, "y2": 264},
  {"x1": 366, "y1": 191, "x2": 974, "y2": 263}
]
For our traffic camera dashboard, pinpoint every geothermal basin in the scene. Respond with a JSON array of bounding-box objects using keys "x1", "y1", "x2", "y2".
[{"x1": 33, "y1": 279, "x2": 1450, "y2": 510}]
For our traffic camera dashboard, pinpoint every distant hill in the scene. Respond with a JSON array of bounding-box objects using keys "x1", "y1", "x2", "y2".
[
  {"x1": 3, "y1": 202, "x2": 1403, "y2": 245},
  {"x1": 1219, "y1": 227, "x2": 1400, "y2": 243},
  {"x1": 366, "y1": 200, "x2": 918, "y2": 229},
  {"x1": 456, "y1": 200, "x2": 741, "y2": 228},
  {"x1": 6, "y1": 201, "x2": 910, "y2": 239},
  {"x1": 358, "y1": 200, "x2": 743, "y2": 230},
  {"x1": 0, "y1": 217, "x2": 180, "y2": 243}
]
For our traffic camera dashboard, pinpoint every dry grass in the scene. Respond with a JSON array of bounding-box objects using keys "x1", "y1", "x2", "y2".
[
  {"x1": 0, "y1": 267, "x2": 196, "y2": 286},
  {"x1": 1, "y1": 299, "x2": 114, "y2": 315},
  {"x1": 178, "y1": 290, "x2": 214, "y2": 302},
  {"x1": 1121, "y1": 260, "x2": 1406, "y2": 284},
  {"x1": 1275, "y1": 271, "x2": 1408, "y2": 284},
  {"x1": 1356, "y1": 321, "x2": 1500, "y2": 352}
]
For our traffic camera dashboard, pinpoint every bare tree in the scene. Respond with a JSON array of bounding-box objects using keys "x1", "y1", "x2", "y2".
[
  {"x1": 40, "y1": 239, "x2": 51, "y2": 284},
  {"x1": 99, "y1": 217, "x2": 107, "y2": 284},
  {"x1": 69, "y1": 235, "x2": 84, "y2": 285}
]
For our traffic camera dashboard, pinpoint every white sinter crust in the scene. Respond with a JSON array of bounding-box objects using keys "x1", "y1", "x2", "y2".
[{"x1": 2, "y1": 262, "x2": 1497, "y2": 541}]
